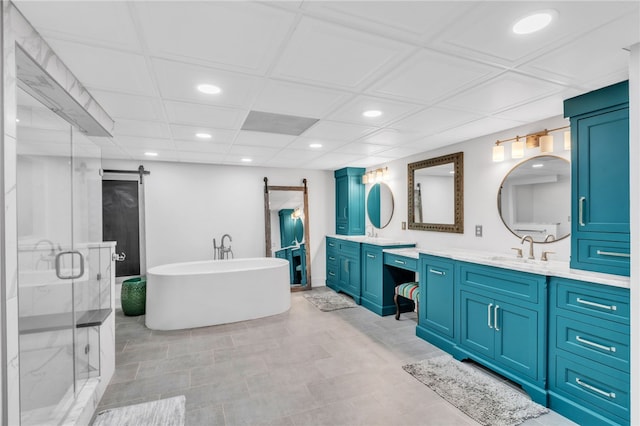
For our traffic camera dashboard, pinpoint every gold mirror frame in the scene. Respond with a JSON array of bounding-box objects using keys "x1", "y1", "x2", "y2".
[
  {"x1": 263, "y1": 177, "x2": 312, "y2": 292},
  {"x1": 408, "y1": 152, "x2": 464, "y2": 233}
]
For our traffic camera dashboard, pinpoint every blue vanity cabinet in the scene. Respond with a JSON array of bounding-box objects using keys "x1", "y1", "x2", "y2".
[
  {"x1": 361, "y1": 245, "x2": 415, "y2": 316},
  {"x1": 456, "y1": 262, "x2": 547, "y2": 405},
  {"x1": 548, "y1": 277, "x2": 630, "y2": 425},
  {"x1": 334, "y1": 167, "x2": 366, "y2": 235},
  {"x1": 325, "y1": 238, "x2": 339, "y2": 290},
  {"x1": 416, "y1": 255, "x2": 456, "y2": 352},
  {"x1": 564, "y1": 81, "x2": 630, "y2": 276},
  {"x1": 278, "y1": 209, "x2": 296, "y2": 247},
  {"x1": 325, "y1": 237, "x2": 362, "y2": 302}
]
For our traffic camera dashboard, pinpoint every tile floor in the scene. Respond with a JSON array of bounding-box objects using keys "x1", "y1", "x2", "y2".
[{"x1": 96, "y1": 288, "x2": 576, "y2": 425}]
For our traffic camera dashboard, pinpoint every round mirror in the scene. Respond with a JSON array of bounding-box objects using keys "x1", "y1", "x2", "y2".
[
  {"x1": 294, "y1": 217, "x2": 304, "y2": 243},
  {"x1": 367, "y1": 183, "x2": 394, "y2": 228},
  {"x1": 498, "y1": 155, "x2": 570, "y2": 243}
]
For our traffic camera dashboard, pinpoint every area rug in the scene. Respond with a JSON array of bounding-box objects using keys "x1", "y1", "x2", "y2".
[
  {"x1": 93, "y1": 396, "x2": 185, "y2": 426},
  {"x1": 403, "y1": 355, "x2": 548, "y2": 426},
  {"x1": 303, "y1": 291, "x2": 357, "y2": 311}
]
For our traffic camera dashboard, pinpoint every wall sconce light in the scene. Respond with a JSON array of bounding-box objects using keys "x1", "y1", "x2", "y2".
[
  {"x1": 492, "y1": 125, "x2": 569, "y2": 162},
  {"x1": 511, "y1": 136, "x2": 524, "y2": 158},
  {"x1": 362, "y1": 167, "x2": 389, "y2": 184},
  {"x1": 291, "y1": 208, "x2": 302, "y2": 219}
]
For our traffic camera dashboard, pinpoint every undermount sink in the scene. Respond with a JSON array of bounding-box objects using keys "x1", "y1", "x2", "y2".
[{"x1": 486, "y1": 255, "x2": 546, "y2": 266}]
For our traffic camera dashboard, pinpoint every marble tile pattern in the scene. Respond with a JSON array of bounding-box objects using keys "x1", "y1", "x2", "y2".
[{"x1": 96, "y1": 288, "x2": 577, "y2": 426}]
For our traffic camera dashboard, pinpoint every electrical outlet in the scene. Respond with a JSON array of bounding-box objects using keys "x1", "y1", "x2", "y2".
[
  {"x1": 401, "y1": 221, "x2": 406, "y2": 230},
  {"x1": 475, "y1": 225, "x2": 483, "y2": 237}
]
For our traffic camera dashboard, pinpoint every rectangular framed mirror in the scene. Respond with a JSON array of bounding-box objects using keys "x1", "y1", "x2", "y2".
[
  {"x1": 408, "y1": 152, "x2": 464, "y2": 233},
  {"x1": 263, "y1": 178, "x2": 311, "y2": 292}
]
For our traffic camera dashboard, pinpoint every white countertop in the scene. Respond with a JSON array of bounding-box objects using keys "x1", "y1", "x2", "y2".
[
  {"x1": 384, "y1": 247, "x2": 629, "y2": 289},
  {"x1": 328, "y1": 235, "x2": 416, "y2": 247}
]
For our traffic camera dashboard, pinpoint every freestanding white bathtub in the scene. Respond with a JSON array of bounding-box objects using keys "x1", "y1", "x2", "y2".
[{"x1": 145, "y1": 258, "x2": 290, "y2": 330}]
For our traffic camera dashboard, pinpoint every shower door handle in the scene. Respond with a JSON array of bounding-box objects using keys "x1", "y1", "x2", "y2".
[{"x1": 55, "y1": 251, "x2": 85, "y2": 280}]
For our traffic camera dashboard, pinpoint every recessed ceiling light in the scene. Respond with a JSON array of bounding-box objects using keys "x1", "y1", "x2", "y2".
[
  {"x1": 362, "y1": 110, "x2": 382, "y2": 118},
  {"x1": 512, "y1": 11, "x2": 555, "y2": 35},
  {"x1": 532, "y1": 163, "x2": 544, "y2": 168},
  {"x1": 309, "y1": 143, "x2": 322, "y2": 149},
  {"x1": 145, "y1": 152, "x2": 158, "y2": 157},
  {"x1": 241, "y1": 158, "x2": 252, "y2": 163},
  {"x1": 196, "y1": 133, "x2": 212, "y2": 139},
  {"x1": 196, "y1": 84, "x2": 221, "y2": 95}
]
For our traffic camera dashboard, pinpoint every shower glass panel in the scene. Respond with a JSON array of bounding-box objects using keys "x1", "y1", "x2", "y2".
[{"x1": 17, "y1": 89, "x2": 77, "y2": 425}]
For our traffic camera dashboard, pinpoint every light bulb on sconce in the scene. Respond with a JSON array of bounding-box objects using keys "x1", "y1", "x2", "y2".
[
  {"x1": 492, "y1": 125, "x2": 569, "y2": 162},
  {"x1": 564, "y1": 131, "x2": 571, "y2": 150},
  {"x1": 493, "y1": 143, "x2": 505, "y2": 162},
  {"x1": 539, "y1": 134, "x2": 554, "y2": 153},
  {"x1": 511, "y1": 137, "x2": 524, "y2": 158},
  {"x1": 362, "y1": 167, "x2": 389, "y2": 184}
]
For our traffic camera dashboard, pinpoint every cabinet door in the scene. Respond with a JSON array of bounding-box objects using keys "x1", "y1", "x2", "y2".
[
  {"x1": 346, "y1": 176, "x2": 365, "y2": 234},
  {"x1": 422, "y1": 259, "x2": 455, "y2": 338},
  {"x1": 575, "y1": 107, "x2": 629, "y2": 234},
  {"x1": 460, "y1": 291, "x2": 494, "y2": 359},
  {"x1": 335, "y1": 176, "x2": 349, "y2": 233},
  {"x1": 361, "y1": 246, "x2": 382, "y2": 305},
  {"x1": 340, "y1": 255, "x2": 360, "y2": 298},
  {"x1": 494, "y1": 300, "x2": 540, "y2": 380}
]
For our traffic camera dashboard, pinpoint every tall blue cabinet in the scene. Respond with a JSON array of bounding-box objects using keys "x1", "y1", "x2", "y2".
[
  {"x1": 564, "y1": 81, "x2": 630, "y2": 276},
  {"x1": 334, "y1": 167, "x2": 366, "y2": 235}
]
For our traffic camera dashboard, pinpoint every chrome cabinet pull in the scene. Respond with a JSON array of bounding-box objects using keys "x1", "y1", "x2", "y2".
[
  {"x1": 487, "y1": 303, "x2": 493, "y2": 329},
  {"x1": 329, "y1": 272, "x2": 336, "y2": 277},
  {"x1": 596, "y1": 250, "x2": 630, "y2": 258},
  {"x1": 576, "y1": 297, "x2": 617, "y2": 311},
  {"x1": 494, "y1": 305, "x2": 500, "y2": 331},
  {"x1": 394, "y1": 259, "x2": 406, "y2": 265},
  {"x1": 578, "y1": 196, "x2": 586, "y2": 226},
  {"x1": 329, "y1": 256, "x2": 336, "y2": 261},
  {"x1": 575, "y1": 378, "x2": 616, "y2": 399},
  {"x1": 429, "y1": 268, "x2": 445, "y2": 276},
  {"x1": 576, "y1": 336, "x2": 616, "y2": 353},
  {"x1": 55, "y1": 251, "x2": 85, "y2": 280},
  {"x1": 367, "y1": 253, "x2": 376, "y2": 259}
]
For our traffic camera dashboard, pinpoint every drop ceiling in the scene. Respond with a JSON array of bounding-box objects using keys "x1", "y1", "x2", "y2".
[{"x1": 13, "y1": 1, "x2": 640, "y2": 170}]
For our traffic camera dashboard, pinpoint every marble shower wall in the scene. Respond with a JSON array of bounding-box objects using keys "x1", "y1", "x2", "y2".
[{"x1": 2, "y1": 2, "x2": 115, "y2": 423}]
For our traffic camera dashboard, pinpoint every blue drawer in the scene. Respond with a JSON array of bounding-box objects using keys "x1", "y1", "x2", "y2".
[
  {"x1": 384, "y1": 253, "x2": 417, "y2": 272},
  {"x1": 553, "y1": 278, "x2": 629, "y2": 325},
  {"x1": 551, "y1": 354, "x2": 629, "y2": 422},
  {"x1": 555, "y1": 314, "x2": 629, "y2": 373},
  {"x1": 575, "y1": 239, "x2": 630, "y2": 276},
  {"x1": 338, "y1": 240, "x2": 360, "y2": 257},
  {"x1": 458, "y1": 263, "x2": 544, "y2": 305}
]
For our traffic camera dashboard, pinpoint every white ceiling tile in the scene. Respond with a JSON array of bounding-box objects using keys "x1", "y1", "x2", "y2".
[
  {"x1": 334, "y1": 142, "x2": 390, "y2": 156},
  {"x1": 121, "y1": 148, "x2": 179, "y2": 162},
  {"x1": 373, "y1": 145, "x2": 429, "y2": 160},
  {"x1": 269, "y1": 148, "x2": 325, "y2": 162},
  {"x1": 13, "y1": 1, "x2": 141, "y2": 51},
  {"x1": 99, "y1": 145, "x2": 131, "y2": 160},
  {"x1": 301, "y1": 121, "x2": 377, "y2": 141},
  {"x1": 152, "y1": 58, "x2": 263, "y2": 108},
  {"x1": 519, "y1": 13, "x2": 638, "y2": 86},
  {"x1": 178, "y1": 151, "x2": 227, "y2": 164},
  {"x1": 305, "y1": 152, "x2": 364, "y2": 170},
  {"x1": 233, "y1": 131, "x2": 297, "y2": 149},
  {"x1": 90, "y1": 91, "x2": 164, "y2": 121},
  {"x1": 174, "y1": 139, "x2": 231, "y2": 154},
  {"x1": 442, "y1": 72, "x2": 564, "y2": 115},
  {"x1": 272, "y1": 16, "x2": 413, "y2": 89},
  {"x1": 113, "y1": 136, "x2": 175, "y2": 151},
  {"x1": 169, "y1": 125, "x2": 236, "y2": 144},
  {"x1": 430, "y1": 117, "x2": 528, "y2": 147},
  {"x1": 252, "y1": 80, "x2": 349, "y2": 118},
  {"x1": 391, "y1": 107, "x2": 482, "y2": 134},
  {"x1": 113, "y1": 119, "x2": 171, "y2": 139},
  {"x1": 434, "y1": 2, "x2": 639, "y2": 65},
  {"x1": 227, "y1": 145, "x2": 281, "y2": 158},
  {"x1": 326, "y1": 95, "x2": 422, "y2": 127},
  {"x1": 164, "y1": 101, "x2": 246, "y2": 129},
  {"x1": 46, "y1": 39, "x2": 154, "y2": 96},
  {"x1": 134, "y1": 2, "x2": 296, "y2": 73},
  {"x1": 368, "y1": 49, "x2": 503, "y2": 104},
  {"x1": 346, "y1": 156, "x2": 395, "y2": 168},
  {"x1": 359, "y1": 129, "x2": 423, "y2": 146},
  {"x1": 304, "y1": 2, "x2": 472, "y2": 42},
  {"x1": 286, "y1": 137, "x2": 346, "y2": 152},
  {"x1": 494, "y1": 90, "x2": 580, "y2": 123}
]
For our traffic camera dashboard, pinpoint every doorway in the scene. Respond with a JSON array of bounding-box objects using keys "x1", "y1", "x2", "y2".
[{"x1": 102, "y1": 174, "x2": 146, "y2": 280}]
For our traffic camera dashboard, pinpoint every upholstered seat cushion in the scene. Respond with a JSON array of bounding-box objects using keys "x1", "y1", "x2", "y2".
[{"x1": 395, "y1": 282, "x2": 419, "y2": 302}]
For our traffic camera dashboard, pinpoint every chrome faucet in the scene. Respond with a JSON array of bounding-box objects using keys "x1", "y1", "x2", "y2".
[{"x1": 520, "y1": 235, "x2": 535, "y2": 260}]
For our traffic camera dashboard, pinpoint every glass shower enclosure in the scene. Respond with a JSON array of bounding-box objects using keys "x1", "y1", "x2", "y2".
[{"x1": 16, "y1": 88, "x2": 106, "y2": 425}]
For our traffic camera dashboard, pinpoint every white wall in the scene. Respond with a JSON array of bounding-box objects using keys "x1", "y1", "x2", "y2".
[
  {"x1": 367, "y1": 115, "x2": 572, "y2": 261},
  {"x1": 101, "y1": 160, "x2": 334, "y2": 285}
]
